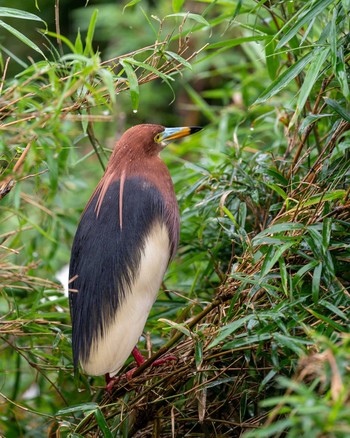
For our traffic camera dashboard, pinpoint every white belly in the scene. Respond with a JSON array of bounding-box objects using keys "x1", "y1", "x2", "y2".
[{"x1": 81, "y1": 222, "x2": 170, "y2": 376}]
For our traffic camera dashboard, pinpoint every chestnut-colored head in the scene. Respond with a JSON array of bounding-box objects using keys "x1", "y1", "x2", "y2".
[{"x1": 112, "y1": 124, "x2": 202, "y2": 160}]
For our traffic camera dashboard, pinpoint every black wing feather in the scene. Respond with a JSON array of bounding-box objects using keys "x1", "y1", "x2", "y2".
[{"x1": 69, "y1": 177, "x2": 168, "y2": 369}]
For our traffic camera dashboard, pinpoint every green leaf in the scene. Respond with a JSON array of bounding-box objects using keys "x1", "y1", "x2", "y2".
[
  {"x1": 94, "y1": 409, "x2": 113, "y2": 438},
  {"x1": 260, "y1": 242, "x2": 295, "y2": 278},
  {"x1": 319, "y1": 299, "x2": 349, "y2": 320},
  {"x1": 208, "y1": 315, "x2": 253, "y2": 348},
  {"x1": 325, "y1": 98, "x2": 350, "y2": 122},
  {"x1": 322, "y1": 218, "x2": 332, "y2": 253},
  {"x1": 253, "y1": 52, "x2": 314, "y2": 105},
  {"x1": 207, "y1": 36, "x2": 267, "y2": 50},
  {"x1": 299, "y1": 113, "x2": 333, "y2": 134},
  {"x1": 223, "y1": 333, "x2": 272, "y2": 349},
  {"x1": 0, "y1": 19, "x2": 44, "y2": 56},
  {"x1": 292, "y1": 260, "x2": 319, "y2": 287},
  {"x1": 276, "y1": 0, "x2": 334, "y2": 49},
  {"x1": 166, "y1": 13, "x2": 210, "y2": 27},
  {"x1": 44, "y1": 30, "x2": 76, "y2": 53},
  {"x1": 342, "y1": 0, "x2": 350, "y2": 13},
  {"x1": 0, "y1": 7, "x2": 44, "y2": 22},
  {"x1": 123, "y1": 0, "x2": 142, "y2": 13},
  {"x1": 312, "y1": 262, "x2": 322, "y2": 303},
  {"x1": 265, "y1": 37, "x2": 279, "y2": 80},
  {"x1": 273, "y1": 333, "x2": 309, "y2": 355},
  {"x1": 98, "y1": 68, "x2": 116, "y2": 105},
  {"x1": 56, "y1": 403, "x2": 99, "y2": 415},
  {"x1": 120, "y1": 59, "x2": 139, "y2": 112},
  {"x1": 158, "y1": 318, "x2": 192, "y2": 337},
  {"x1": 84, "y1": 9, "x2": 98, "y2": 56},
  {"x1": 124, "y1": 57, "x2": 175, "y2": 86},
  {"x1": 172, "y1": 0, "x2": 185, "y2": 13},
  {"x1": 329, "y1": 7, "x2": 337, "y2": 71},
  {"x1": 75, "y1": 29, "x2": 83, "y2": 55},
  {"x1": 265, "y1": 168, "x2": 289, "y2": 185},
  {"x1": 165, "y1": 51, "x2": 192, "y2": 70},
  {"x1": 252, "y1": 223, "x2": 304, "y2": 246},
  {"x1": 221, "y1": 205, "x2": 239, "y2": 228},
  {"x1": 306, "y1": 308, "x2": 345, "y2": 331},
  {"x1": 289, "y1": 47, "x2": 330, "y2": 127},
  {"x1": 335, "y1": 46, "x2": 349, "y2": 100},
  {"x1": 265, "y1": 183, "x2": 287, "y2": 200}
]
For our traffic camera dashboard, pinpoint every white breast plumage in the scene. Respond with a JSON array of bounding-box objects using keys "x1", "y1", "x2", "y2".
[{"x1": 81, "y1": 221, "x2": 170, "y2": 376}]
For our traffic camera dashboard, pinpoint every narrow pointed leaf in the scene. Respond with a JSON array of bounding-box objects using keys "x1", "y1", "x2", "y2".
[
  {"x1": 166, "y1": 13, "x2": 210, "y2": 27},
  {"x1": 312, "y1": 262, "x2": 322, "y2": 303},
  {"x1": 0, "y1": 7, "x2": 44, "y2": 22},
  {"x1": 172, "y1": 0, "x2": 185, "y2": 13},
  {"x1": 289, "y1": 47, "x2": 329, "y2": 127},
  {"x1": 0, "y1": 20, "x2": 44, "y2": 56},
  {"x1": 276, "y1": 0, "x2": 334, "y2": 49},
  {"x1": 260, "y1": 242, "x2": 295, "y2": 278},
  {"x1": 120, "y1": 59, "x2": 139, "y2": 112},
  {"x1": 253, "y1": 52, "x2": 314, "y2": 105}
]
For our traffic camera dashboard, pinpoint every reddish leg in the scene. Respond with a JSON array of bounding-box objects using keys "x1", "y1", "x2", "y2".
[
  {"x1": 132, "y1": 346, "x2": 145, "y2": 366},
  {"x1": 132, "y1": 346, "x2": 177, "y2": 369},
  {"x1": 105, "y1": 346, "x2": 177, "y2": 392}
]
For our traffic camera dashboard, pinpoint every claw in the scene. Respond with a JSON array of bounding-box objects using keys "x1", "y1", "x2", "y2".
[{"x1": 105, "y1": 348, "x2": 178, "y2": 392}]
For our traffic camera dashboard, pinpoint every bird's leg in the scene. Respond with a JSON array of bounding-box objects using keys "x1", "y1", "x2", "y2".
[
  {"x1": 105, "y1": 347, "x2": 178, "y2": 392},
  {"x1": 132, "y1": 346, "x2": 177, "y2": 368},
  {"x1": 131, "y1": 346, "x2": 145, "y2": 366}
]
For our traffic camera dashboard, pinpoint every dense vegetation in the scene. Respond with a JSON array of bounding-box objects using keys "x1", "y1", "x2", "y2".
[{"x1": 0, "y1": 0, "x2": 349, "y2": 436}]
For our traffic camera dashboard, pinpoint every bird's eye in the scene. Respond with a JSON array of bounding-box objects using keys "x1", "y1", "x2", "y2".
[{"x1": 154, "y1": 133, "x2": 162, "y2": 143}]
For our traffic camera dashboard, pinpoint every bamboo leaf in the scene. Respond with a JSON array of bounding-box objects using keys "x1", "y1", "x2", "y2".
[
  {"x1": 166, "y1": 13, "x2": 210, "y2": 27},
  {"x1": 208, "y1": 315, "x2": 253, "y2": 348},
  {"x1": 265, "y1": 183, "x2": 287, "y2": 200},
  {"x1": 207, "y1": 36, "x2": 267, "y2": 50},
  {"x1": 252, "y1": 223, "x2": 304, "y2": 246},
  {"x1": 292, "y1": 260, "x2": 319, "y2": 287},
  {"x1": 98, "y1": 68, "x2": 116, "y2": 105},
  {"x1": 172, "y1": 0, "x2": 186, "y2": 13},
  {"x1": 84, "y1": 9, "x2": 98, "y2": 56},
  {"x1": 322, "y1": 218, "x2": 332, "y2": 253},
  {"x1": 265, "y1": 37, "x2": 279, "y2": 80},
  {"x1": 223, "y1": 333, "x2": 272, "y2": 349},
  {"x1": 335, "y1": 46, "x2": 350, "y2": 100},
  {"x1": 260, "y1": 242, "x2": 295, "y2": 278},
  {"x1": 158, "y1": 319, "x2": 192, "y2": 337},
  {"x1": 306, "y1": 308, "x2": 345, "y2": 331},
  {"x1": 324, "y1": 98, "x2": 350, "y2": 122},
  {"x1": 299, "y1": 113, "x2": 333, "y2": 133},
  {"x1": 276, "y1": 0, "x2": 334, "y2": 49},
  {"x1": 289, "y1": 47, "x2": 330, "y2": 127},
  {"x1": 165, "y1": 50, "x2": 192, "y2": 70},
  {"x1": 123, "y1": 0, "x2": 142, "y2": 13},
  {"x1": 253, "y1": 52, "x2": 314, "y2": 105},
  {"x1": 120, "y1": 59, "x2": 139, "y2": 112},
  {"x1": 312, "y1": 262, "x2": 322, "y2": 303},
  {"x1": 279, "y1": 257, "x2": 288, "y2": 296},
  {"x1": 0, "y1": 19, "x2": 44, "y2": 56},
  {"x1": 0, "y1": 7, "x2": 44, "y2": 22},
  {"x1": 56, "y1": 403, "x2": 99, "y2": 415},
  {"x1": 94, "y1": 409, "x2": 113, "y2": 438}
]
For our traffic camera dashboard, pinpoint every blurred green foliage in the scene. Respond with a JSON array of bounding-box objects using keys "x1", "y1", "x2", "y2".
[{"x1": 0, "y1": 0, "x2": 349, "y2": 436}]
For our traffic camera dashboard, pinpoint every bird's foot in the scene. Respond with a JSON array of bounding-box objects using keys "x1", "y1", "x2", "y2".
[
  {"x1": 105, "y1": 368, "x2": 137, "y2": 393},
  {"x1": 151, "y1": 354, "x2": 177, "y2": 367},
  {"x1": 105, "y1": 349, "x2": 177, "y2": 392},
  {"x1": 132, "y1": 346, "x2": 177, "y2": 368}
]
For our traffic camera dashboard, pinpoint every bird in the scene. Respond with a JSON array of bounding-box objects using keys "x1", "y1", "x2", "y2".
[{"x1": 69, "y1": 124, "x2": 202, "y2": 382}]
